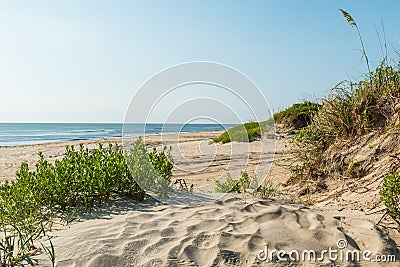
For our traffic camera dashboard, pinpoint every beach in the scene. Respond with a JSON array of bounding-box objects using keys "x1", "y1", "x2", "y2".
[
  {"x1": 34, "y1": 196, "x2": 399, "y2": 266},
  {"x1": 0, "y1": 130, "x2": 282, "y2": 190},
  {"x1": 1, "y1": 130, "x2": 399, "y2": 266}
]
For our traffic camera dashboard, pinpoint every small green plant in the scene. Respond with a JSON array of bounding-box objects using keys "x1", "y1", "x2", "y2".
[
  {"x1": 380, "y1": 171, "x2": 400, "y2": 223},
  {"x1": 239, "y1": 171, "x2": 251, "y2": 202},
  {"x1": 249, "y1": 174, "x2": 259, "y2": 191},
  {"x1": 0, "y1": 223, "x2": 43, "y2": 267},
  {"x1": 214, "y1": 171, "x2": 255, "y2": 197},
  {"x1": 214, "y1": 173, "x2": 240, "y2": 193}
]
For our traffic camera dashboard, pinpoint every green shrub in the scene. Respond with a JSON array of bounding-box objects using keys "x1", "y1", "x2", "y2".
[
  {"x1": 126, "y1": 137, "x2": 173, "y2": 196},
  {"x1": 273, "y1": 101, "x2": 320, "y2": 129},
  {"x1": 380, "y1": 171, "x2": 400, "y2": 222},
  {"x1": 256, "y1": 180, "x2": 282, "y2": 199},
  {"x1": 212, "y1": 121, "x2": 263, "y2": 144},
  {"x1": 212, "y1": 102, "x2": 319, "y2": 145},
  {"x1": 0, "y1": 138, "x2": 174, "y2": 266},
  {"x1": 148, "y1": 146, "x2": 174, "y2": 186}
]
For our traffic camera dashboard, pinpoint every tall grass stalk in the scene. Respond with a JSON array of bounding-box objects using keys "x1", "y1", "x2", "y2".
[{"x1": 339, "y1": 9, "x2": 371, "y2": 75}]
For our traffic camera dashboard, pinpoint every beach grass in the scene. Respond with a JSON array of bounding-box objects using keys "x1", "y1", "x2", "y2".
[
  {"x1": 291, "y1": 63, "x2": 400, "y2": 174},
  {"x1": 286, "y1": 9, "x2": 400, "y2": 222}
]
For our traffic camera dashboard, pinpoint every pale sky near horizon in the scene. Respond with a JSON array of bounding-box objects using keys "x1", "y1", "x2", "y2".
[{"x1": 1, "y1": 1, "x2": 400, "y2": 123}]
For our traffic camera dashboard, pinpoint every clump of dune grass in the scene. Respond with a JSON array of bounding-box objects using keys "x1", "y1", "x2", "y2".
[
  {"x1": 287, "y1": 10, "x2": 400, "y2": 221},
  {"x1": 212, "y1": 120, "x2": 274, "y2": 144},
  {"x1": 290, "y1": 63, "x2": 400, "y2": 185},
  {"x1": 212, "y1": 102, "x2": 319, "y2": 145},
  {"x1": 273, "y1": 101, "x2": 321, "y2": 129},
  {"x1": 290, "y1": 9, "x2": 400, "y2": 182}
]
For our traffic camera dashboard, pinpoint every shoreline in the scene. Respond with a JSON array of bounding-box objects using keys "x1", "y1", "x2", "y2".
[
  {"x1": 0, "y1": 130, "x2": 226, "y2": 148},
  {"x1": 0, "y1": 131, "x2": 225, "y2": 183}
]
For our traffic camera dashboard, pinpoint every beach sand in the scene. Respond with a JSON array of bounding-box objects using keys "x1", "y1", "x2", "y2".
[
  {"x1": 35, "y1": 196, "x2": 399, "y2": 266},
  {"x1": 1, "y1": 131, "x2": 399, "y2": 266}
]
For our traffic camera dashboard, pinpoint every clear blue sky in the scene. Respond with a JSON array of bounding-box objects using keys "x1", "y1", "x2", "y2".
[{"x1": 1, "y1": 1, "x2": 399, "y2": 123}]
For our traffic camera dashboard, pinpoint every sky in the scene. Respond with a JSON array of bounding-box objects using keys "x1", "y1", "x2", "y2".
[{"x1": 1, "y1": 0, "x2": 400, "y2": 123}]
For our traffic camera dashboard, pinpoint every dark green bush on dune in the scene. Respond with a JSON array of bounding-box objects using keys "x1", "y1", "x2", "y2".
[
  {"x1": 212, "y1": 121, "x2": 263, "y2": 144},
  {"x1": 212, "y1": 102, "x2": 319, "y2": 145},
  {"x1": 273, "y1": 101, "x2": 321, "y2": 129}
]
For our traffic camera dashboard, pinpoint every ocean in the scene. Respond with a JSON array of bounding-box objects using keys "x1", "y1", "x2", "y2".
[{"x1": 0, "y1": 123, "x2": 235, "y2": 146}]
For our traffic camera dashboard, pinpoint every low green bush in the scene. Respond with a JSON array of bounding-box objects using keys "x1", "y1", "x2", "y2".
[
  {"x1": 0, "y1": 138, "x2": 173, "y2": 266},
  {"x1": 380, "y1": 171, "x2": 400, "y2": 222},
  {"x1": 273, "y1": 101, "x2": 320, "y2": 129},
  {"x1": 212, "y1": 121, "x2": 262, "y2": 144},
  {"x1": 126, "y1": 137, "x2": 173, "y2": 196},
  {"x1": 212, "y1": 102, "x2": 319, "y2": 145}
]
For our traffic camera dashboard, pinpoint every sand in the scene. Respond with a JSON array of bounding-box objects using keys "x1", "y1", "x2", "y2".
[
  {"x1": 1, "y1": 131, "x2": 399, "y2": 266},
  {"x1": 33, "y1": 196, "x2": 399, "y2": 266}
]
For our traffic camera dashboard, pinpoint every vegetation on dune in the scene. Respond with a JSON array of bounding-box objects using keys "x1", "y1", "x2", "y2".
[
  {"x1": 290, "y1": 64, "x2": 400, "y2": 180},
  {"x1": 212, "y1": 121, "x2": 262, "y2": 144},
  {"x1": 126, "y1": 137, "x2": 173, "y2": 197},
  {"x1": 212, "y1": 120, "x2": 275, "y2": 144},
  {"x1": 214, "y1": 173, "x2": 241, "y2": 193},
  {"x1": 212, "y1": 101, "x2": 319, "y2": 145},
  {"x1": 287, "y1": 9, "x2": 400, "y2": 223},
  {"x1": 273, "y1": 101, "x2": 321, "y2": 129},
  {"x1": 380, "y1": 172, "x2": 400, "y2": 224},
  {"x1": 0, "y1": 138, "x2": 173, "y2": 266},
  {"x1": 214, "y1": 171, "x2": 257, "y2": 194}
]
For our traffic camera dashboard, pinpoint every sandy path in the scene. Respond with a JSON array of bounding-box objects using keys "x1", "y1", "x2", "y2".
[
  {"x1": 0, "y1": 131, "x2": 282, "y2": 189},
  {"x1": 33, "y1": 195, "x2": 399, "y2": 266}
]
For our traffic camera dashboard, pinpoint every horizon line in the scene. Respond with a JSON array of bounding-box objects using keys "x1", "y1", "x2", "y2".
[{"x1": 0, "y1": 122, "x2": 242, "y2": 124}]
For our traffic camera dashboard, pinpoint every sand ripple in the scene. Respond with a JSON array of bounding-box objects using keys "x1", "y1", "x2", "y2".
[{"x1": 35, "y1": 196, "x2": 399, "y2": 266}]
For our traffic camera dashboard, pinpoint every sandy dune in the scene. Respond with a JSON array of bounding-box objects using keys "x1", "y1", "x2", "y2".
[{"x1": 34, "y1": 195, "x2": 399, "y2": 266}]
